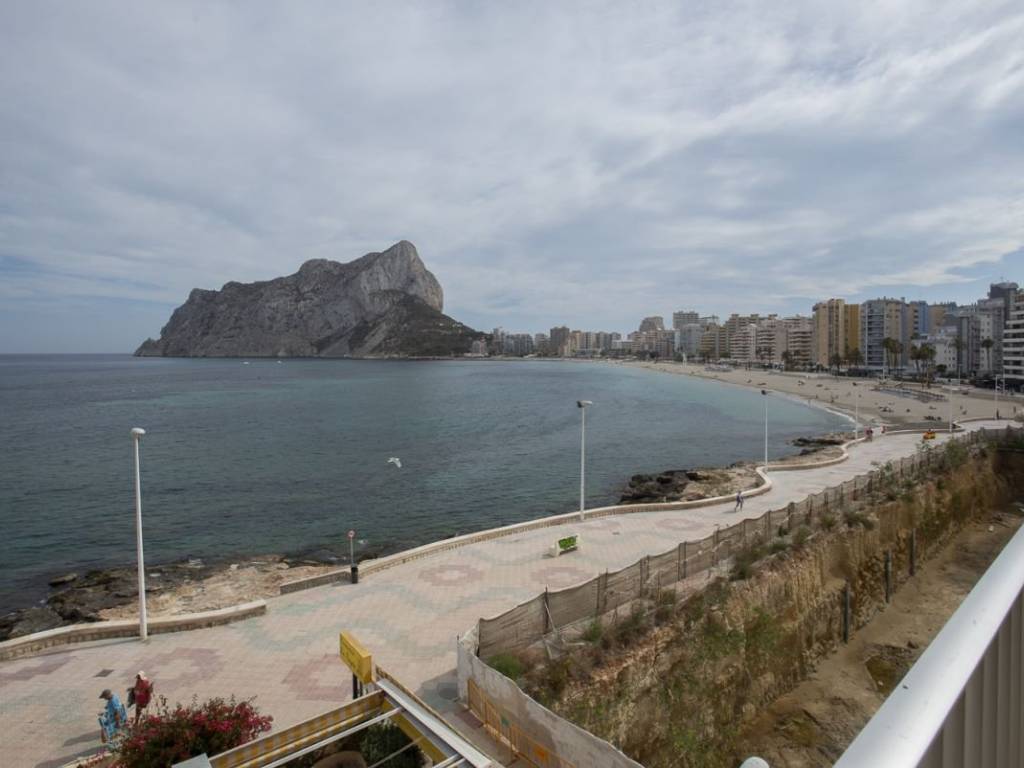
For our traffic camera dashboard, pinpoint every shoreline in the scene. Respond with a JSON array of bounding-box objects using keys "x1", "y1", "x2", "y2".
[{"x1": 616, "y1": 359, "x2": 1020, "y2": 426}]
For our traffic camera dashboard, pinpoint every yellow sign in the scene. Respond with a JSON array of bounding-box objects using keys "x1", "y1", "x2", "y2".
[{"x1": 339, "y1": 631, "x2": 374, "y2": 684}]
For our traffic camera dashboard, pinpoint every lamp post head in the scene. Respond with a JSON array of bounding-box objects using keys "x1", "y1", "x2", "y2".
[
  {"x1": 577, "y1": 400, "x2": 593, "y2": 408},
  {"x1": 131, "y1": 428, "x2": 146, "y2": 439}
]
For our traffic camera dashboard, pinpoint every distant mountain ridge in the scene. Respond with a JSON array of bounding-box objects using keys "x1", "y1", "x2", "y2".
[{"x1": 135, "y1": 241, "x2": 484, "y2": 357}]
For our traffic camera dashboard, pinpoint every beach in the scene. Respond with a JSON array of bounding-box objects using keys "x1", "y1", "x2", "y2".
[{"x1": 620, "y1": 359, "x2": 1021, "y2": 426}]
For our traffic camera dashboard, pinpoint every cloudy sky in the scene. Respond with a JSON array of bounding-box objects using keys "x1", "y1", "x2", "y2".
[{"x1": 1, "y1": 1, "x2": 1022, "y2": 352}]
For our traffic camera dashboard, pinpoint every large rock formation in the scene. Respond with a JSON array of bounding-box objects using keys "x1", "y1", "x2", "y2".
[{"x1": 135, "y1": 241, "x2": 484, "y2": 357}]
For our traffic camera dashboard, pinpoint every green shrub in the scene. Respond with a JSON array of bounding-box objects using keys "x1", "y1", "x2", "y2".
[
  {"x1": 730, "y1": 541, "x2": 766, "y2": 580},
  {"x1": 611, "y1": 604, "x2": 650, "y2": 646},
  {"x1": 488, "y1": 652, "x2": 524, "y2": 680},
  {"x1": 844, "y1": 510, "x2": 875, "y2": 530},
  {"x1": 581, "y1": 619, "x2": 603, "y2": 644},
  {"x1": 770, "y1": 537, "x2": 790, "y2": 554},
  {"x1": 820, "y1": 512, "x2": 837, "y2": 531},
  {"x1": 793, "y1": 525, "x2": 811, "y2": 548}
]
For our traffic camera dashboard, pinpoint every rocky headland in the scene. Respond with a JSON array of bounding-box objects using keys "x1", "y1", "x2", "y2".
[{"x1": 135, "y1": 240, "x2": 484, "y2": 358}]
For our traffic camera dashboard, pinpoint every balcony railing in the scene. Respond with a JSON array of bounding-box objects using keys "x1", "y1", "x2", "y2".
[{"x1": 833, "y1": 517, "x2": 1024, "y2": 768}]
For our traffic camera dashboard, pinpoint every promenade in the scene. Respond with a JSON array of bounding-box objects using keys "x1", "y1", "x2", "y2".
[{"x1": 0, "y1": 421, "x2": 1005, "y2": 768}]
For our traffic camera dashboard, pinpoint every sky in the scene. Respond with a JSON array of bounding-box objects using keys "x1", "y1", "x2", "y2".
[{"x1": 1, "y1": 1, "x2": 1022, "y2": 352}]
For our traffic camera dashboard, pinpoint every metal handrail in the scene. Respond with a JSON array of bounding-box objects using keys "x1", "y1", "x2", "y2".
[{"x1": 835, "y1": 518, "x2": 1024, "y2": 767}]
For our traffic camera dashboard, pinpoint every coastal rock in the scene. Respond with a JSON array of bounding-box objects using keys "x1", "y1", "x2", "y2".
[
  {"x1": 135, "y1": 241, "x2": 484, "y2": 358},
  {"x1": 0, "y1": 606, "x2": 64, "y2": 638},
  {"x1": 48, "y1": 572, "x2": 78, "y2": 587}
]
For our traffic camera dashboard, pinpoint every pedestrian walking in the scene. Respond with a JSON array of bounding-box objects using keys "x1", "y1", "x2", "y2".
[
  {"x1": 734, "y1": 491, "x2": 744, "y2": 512},
  {"x1": 129, "y1": 671, "x2": 153, "y2": 724},
  {"x1": 98, "y1": 688, "x2": 127, "y2": 745}
]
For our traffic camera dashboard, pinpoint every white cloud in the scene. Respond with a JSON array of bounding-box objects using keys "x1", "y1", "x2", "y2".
[{"x1": 1, "y1": 0, "x2": 1022, "y2": 350}]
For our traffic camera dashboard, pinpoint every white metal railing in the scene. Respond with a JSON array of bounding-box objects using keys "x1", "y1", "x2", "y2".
[{"x1": 834, "y1": 516, "x2": 1024, "y2": 768}]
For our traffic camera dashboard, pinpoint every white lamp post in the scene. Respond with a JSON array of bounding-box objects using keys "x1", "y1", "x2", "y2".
[
  {"x1": 947, "y1": 384, "x2": 954, "y2": 434},
  {"x1": 577, "y1": 400, "x2": 593, "y2": 519},
  {"x1": 130, "y1": 427, "x2": 148, "y2": 641},
  {"x1": 854, "y1": 391, "x2": 860, "y2": 440},
  {"x1": 761, "y1": 389, "x2": 769, "y2": 473}
]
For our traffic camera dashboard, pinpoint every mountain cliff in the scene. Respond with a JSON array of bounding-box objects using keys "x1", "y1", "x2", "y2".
[{"x1": 135, "y1": 241, "x2": 483, "y2": 357}]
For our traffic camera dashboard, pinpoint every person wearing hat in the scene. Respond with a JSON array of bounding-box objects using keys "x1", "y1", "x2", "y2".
[
  {"x1": 98, "y1": 688, "x2": 127, "y2": 744},
  {"x1": 130, "y1": 671, "x2": 153, "y2": 723}
]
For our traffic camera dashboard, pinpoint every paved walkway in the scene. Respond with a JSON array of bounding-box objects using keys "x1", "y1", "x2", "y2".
[{"x1": 0, "y1": 422, "x2": 1004, "y2": 767}]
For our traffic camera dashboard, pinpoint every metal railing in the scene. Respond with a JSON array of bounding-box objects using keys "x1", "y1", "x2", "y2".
[{"x1": 835, "y1": 517, "x2": 1024, "y2": 767}]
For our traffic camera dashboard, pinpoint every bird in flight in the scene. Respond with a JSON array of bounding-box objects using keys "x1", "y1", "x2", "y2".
[{"x1": 387, "y1": 457, "x2": 402, "y2": 468}]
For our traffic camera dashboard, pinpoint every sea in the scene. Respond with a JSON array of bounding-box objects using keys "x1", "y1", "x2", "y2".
[{"x1": 0, "y1": 355, "x2": 848, "y2": 612}]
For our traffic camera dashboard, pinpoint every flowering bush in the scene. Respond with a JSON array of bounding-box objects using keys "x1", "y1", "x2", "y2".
[{"x1": 113, "y1": 695, "x2": 272, "y2": 768}]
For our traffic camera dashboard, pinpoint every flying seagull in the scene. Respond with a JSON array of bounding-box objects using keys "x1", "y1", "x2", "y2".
[{"x1": 387, "y1": 457, "x2": 402, "y2": 468}]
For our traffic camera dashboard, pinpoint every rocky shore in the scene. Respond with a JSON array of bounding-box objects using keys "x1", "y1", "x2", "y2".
[
  {"x1": 620, "y1": 433, "x2": 848, "y2": 504},
  {"x1": 0, "y1": 551, "x2": 364, "y2": 642}
]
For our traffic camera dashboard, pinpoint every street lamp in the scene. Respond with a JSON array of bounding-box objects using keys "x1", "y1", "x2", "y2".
[
  {"x1": 854, "y1": 390, "x2": 860, "y2": 440},
  {"x1": 130, "y1": 427, "x2": 148, "y2": 641},
  {"x1": 577, "y1": 400, "x2": 593, "y2": 519},
  {"x1": 947, "y1": 383, "x2": 954, "y2": 434},
  {"x1": 760, "y1": 389, "x2": 769, "y2": 473},
  {"x1": 995, "y1": 374, "x2": 1004, "y2": 419}
]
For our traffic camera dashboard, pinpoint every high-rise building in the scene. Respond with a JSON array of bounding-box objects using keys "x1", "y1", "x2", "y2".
[
  {"x1": 812, "y1": 300, "x2": 861, "y2": 368},
  {"x1": 699, "y1": 323, "x2": 727, "y2": 360},
  {"x1": 860, "y1": 298, "x2": 909, "y2": 372},
  {"x1": 549, "y1": 326, "x2": 571, "y2": 357},
  {"x1": 729, "y1": 323, "x2": 758, "y2": 363},
  {"x1": 639, "y1": 316, "x2": 666, "y2": 333},
  {"x1": 812, "y1": 299, "x2": 846, "y2": 368},
  {"x1": 672, "y1": 310, "x2": 700, "y2": 330},
  {"x1": 907, "y1": 300, "x2": 930, "y2": 338},
  {"x1": 675, "y1": 323, "x2": 705, "y2": 358},
  {"x1": 929, "y1": 302, "x2": 956, "y2": 330},
  {"x1": 844, "y1": 303, "x2": 861, "y2": 362},
  {"x1": 533, "y1": 333, "x2": 549, "y2": 355},
  {"x1": 778, "y1": 316, "x2": 813, "y2": 368},
  {"x1": 1004, "y1": 289, "x2": 1024, "y2": 385}
]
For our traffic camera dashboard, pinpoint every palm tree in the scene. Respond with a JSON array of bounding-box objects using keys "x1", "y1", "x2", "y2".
[
  {"x1": 981, "y1": 337, "x2": 994, "y2": 374},
  {"x1": 781, "y1": 350, "x2": 792, "y2": 372},
  {"x1": 847, "y1": 347, "x2": 863, "y2": 371},
  {"x1": 882, "y1": 337, "x2": 899, "y2": 376},
  {"x1": 829, "y1": 352, "x2": 843, "y2": 375}
]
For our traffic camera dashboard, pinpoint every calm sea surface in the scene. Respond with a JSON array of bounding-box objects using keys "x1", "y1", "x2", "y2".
[{"x1": 0, "y1": 355, "x2": 846, "y2": 611}]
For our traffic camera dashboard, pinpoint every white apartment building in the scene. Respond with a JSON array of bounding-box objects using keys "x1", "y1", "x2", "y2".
[{"x1": 1005, "y1": 290, "x2": 1024, "y2": 385}]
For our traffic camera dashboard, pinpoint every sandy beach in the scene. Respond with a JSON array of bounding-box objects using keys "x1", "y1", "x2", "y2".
[{"x1": 621, "y1": 359, "x2": 1022, "y2": 427}]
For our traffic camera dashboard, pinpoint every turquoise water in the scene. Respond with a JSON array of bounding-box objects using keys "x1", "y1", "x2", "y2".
[{"x1": 0, "y1": 356, "x2": 846, "y2": 611}]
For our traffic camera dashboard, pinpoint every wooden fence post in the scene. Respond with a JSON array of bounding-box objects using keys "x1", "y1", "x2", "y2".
[
  {"x1": 884, "y1": 550, "x2": 892, "y2": 603},
  {"x1": 910, "y1": 529, "x2": 917, "y2": 576},
  {"x1": 842, "y1": 583, "x2": 851, "y2": 643},
  {"x1": 682, "y1": 541, "x2": 688, "y2": 579}
]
